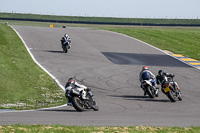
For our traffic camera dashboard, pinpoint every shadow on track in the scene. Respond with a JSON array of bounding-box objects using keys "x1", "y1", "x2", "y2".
[
  {"x1": 37, "y1": 109, "x2": 77, "y2": 112},
  {"x1": 44, "y1": 50, "x2": 63, "y2": 53},
  {"x1": 109, "y1": 95, "x2": 170, "y2": 102}
]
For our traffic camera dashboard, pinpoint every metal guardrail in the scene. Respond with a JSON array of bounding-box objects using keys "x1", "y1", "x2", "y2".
[{"x1": 1, "y1": 17, "x2": 200, "y2": 27}]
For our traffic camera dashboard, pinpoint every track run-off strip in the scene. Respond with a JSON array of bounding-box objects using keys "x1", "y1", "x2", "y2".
[{"x1": 171, "y1": 54, "x2": 200, "y2": 69}]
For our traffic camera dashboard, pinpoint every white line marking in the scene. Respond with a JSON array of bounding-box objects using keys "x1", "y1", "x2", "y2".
[
  {"x1": 11, "y1": 26, "x2": 65, "y2": 91},
  {"x1": 4, "y1": 27, "x2": 198, "y2": 113},
  {"x1": 0, "y1": 104, "x2": 67, "y2": 113},
  {"x1": 1, "y1": 26, "x2": 66, "y2": 113}
]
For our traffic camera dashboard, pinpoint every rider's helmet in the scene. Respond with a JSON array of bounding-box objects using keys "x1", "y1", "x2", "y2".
[
  {"x1": 68, "y1": 77, "x2": 74, "y2": 83},
  {"x1": 64, "y1": 34, "x2": 69, "y2": 39},
  {"x1": 142, "y1": 66, "x2": 149, "y2": 71},
  {"x1": 64, "y1": 34, "x2": 68, "y2": 37},
  {"x1": 158, "y1": 70, "x2": 164, "y2": 76},
  {"x1": 141, "y1": 72, "x2": 150, "y2": 80}
]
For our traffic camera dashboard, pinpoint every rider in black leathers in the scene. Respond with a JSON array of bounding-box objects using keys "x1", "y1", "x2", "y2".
[{"x1": 156, "y1": 70, "x2": 178, "y2": 92}]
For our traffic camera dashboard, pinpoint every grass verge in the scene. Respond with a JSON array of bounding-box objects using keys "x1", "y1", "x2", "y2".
[
  {"x1": 2, "y1": 20, "x2": 199, "y2": 61},
  {"x1": 102, "y1": 26, "x2": 200, "y2": 61},
  {"x1": 0, "y1": 23, "x2": 65, "y2": 110},
  {"x1": 0, "y1": 19, "x2": 200, "y2": 111},
  {"x1": 0, "y1": 17, "x2": 200, "y2": 131},
  {"x1": 0, "y1": 125, "x2": 199, "y2": 133}
]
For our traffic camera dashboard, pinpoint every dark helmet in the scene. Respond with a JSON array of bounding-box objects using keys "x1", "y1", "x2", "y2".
[
  {"x1": 158, "y1": 70, "x2": 164, "y2": 76},
  {"x1": 141, "y1": 72, "x2": 150, "y2": 80},
  {"x1": 142, "y1": 66, "x2": 149, "y2": 71}
]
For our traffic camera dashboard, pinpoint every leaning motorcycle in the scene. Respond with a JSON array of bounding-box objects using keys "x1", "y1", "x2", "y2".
[
  {"x1": 141, "y1": 79, "x2": 158, "y2": 98},
  {"x1": 68, "y1": 87, "x2": 99, "y2": 112},
  {"x1": 161, "y1": 76, "x2": 182, "y2": 102}
]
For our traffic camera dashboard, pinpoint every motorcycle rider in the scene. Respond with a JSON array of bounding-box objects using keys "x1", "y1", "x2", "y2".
[
  {"x1": 61, "y1": 34, "x2": 71, "y2": 49},
  {"x1": 139, "y1": 66, "x2": 159, "y2": 96},
  {"x1": 156, "y1": 70, "x2": 178, "y2": 91},
  {"x1": 65, "y1": 77, "x2": 88, "y2": 106}
]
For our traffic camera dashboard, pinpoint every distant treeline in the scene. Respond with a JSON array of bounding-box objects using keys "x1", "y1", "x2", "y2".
[{"x1": 1, "y1": 12, "x2": 200, "y2": 26}]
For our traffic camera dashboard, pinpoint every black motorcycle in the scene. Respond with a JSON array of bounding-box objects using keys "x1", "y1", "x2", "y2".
[
  {"x1": 68, "y1": 87, "x2": 99, "y2": 112},
  {"x1": 161, "y1": 76, "x2": 182, "y2": 102}
]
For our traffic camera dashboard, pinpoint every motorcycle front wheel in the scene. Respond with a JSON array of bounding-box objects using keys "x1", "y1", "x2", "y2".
[
  {"x1": 167, "y1": 91, "x2": 176, "y2": 102},
  {"x1": 177, "y1": 91, "x2": 182, "y2": 101},
  {"x1": 62, "y1": 44, "x2": 68, "y2": 53},
  {"x1": 88, "y1": 95, "x2": 99, "y2": 111},
  {"x1": 72, "y1": 96, "x2": 84, "y2": 112},
  {"x1": 92, "y1": 101, "x2": 99, "y2": 111}
]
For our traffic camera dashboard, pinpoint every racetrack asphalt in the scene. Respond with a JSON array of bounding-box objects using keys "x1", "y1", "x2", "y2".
[{"x1": 0, "y1": 25, "x2": 200, "y2": 127}]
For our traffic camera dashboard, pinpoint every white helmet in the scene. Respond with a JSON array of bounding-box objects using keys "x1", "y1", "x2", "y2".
[{"x1": 64, "y1": 34, "x2": 69, "y2": 39}]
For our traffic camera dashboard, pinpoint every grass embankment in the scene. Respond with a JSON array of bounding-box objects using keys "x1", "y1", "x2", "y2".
[
  {"x1": 102, "y1": 27, "x2": 200, "y2": 61},
  {"x1": 0, "y1": 19, "x2": 199, "y2": 111},
  {"x1": 0, "y1": 125, "x2": 200, "y2": 133},
  {"x1": 1, "y1": 13, "x2": 200, "y2": 60},
  {"x1": 0, "y1": 17, "x2": 200, "y2": 132},
  {"x1": 0, "y1": 24, "x2": 65, "y2": 110},
  {"x1": 1, "y1": 20, "x2": 200, "y2": 60}
]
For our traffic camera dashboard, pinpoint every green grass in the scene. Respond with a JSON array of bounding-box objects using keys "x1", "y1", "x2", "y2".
[
  {"x1": 102, "y1": 26, "x2": 200, "y2": 60},
  {"x1": 0, "y1": 24, "x2": 66, "y2": 110},
  {"x1": 0, "y1": 125, "x2": 199, "y2": 133},
  {"x1": 3, "y1": 19, "x2": 199, "y2": 60},
  {"x1": 0, "y1": 17, "x2": 200, "y2": 111},
  {"x1": 0, "y1": 14, "x2": 200, "y2": 132}
]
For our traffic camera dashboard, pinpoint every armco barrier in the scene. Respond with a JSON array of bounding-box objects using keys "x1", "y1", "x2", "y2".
[{"x1": 1, "y1": 17, "x2": 200, "y2": 27}]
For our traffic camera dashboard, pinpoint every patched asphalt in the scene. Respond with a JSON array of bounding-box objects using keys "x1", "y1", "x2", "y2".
[{"x1": 0, "y1": 25, "x2": 200, "y2": 127}]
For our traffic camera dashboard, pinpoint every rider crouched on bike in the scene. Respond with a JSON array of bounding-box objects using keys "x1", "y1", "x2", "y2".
[
  {"x1": 156, "y1": 70, "x2": 178, "y2": 92},
  {"x1": 61, "y1": 34, "x2": 71, "y2": 48},
  {"x1": 65, "y1": 78, "x2": 90, "y2": 106},
  {"x1": 139, "y1": 66, "x2": 159, "y2": 96}
]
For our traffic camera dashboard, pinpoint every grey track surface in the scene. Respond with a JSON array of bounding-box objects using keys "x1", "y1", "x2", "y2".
[{"x1": 1, "y1": 26, "x2": 200, "y2": 127}]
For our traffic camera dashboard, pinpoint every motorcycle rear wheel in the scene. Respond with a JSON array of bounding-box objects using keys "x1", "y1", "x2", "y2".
[
  {"x1": 72, "y1": 96, "x2": 84, "y2": 112},
  {"x1": 146, "y1": 86, "x2": 155, "y2": 98}
]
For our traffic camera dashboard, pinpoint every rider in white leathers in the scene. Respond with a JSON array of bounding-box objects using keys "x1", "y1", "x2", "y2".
[
  {"x1": 65, "y1": 78, "x2": 88, "y2": 106},
  {"x1": 139, "y1": 66, "x2": 159, "y2": 96}
]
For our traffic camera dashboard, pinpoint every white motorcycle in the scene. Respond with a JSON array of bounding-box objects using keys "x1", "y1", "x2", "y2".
[
  {"x1": 66, "y1": 81, "x2": 99, "y2": 112},
  {"x1": 141, "y1": 79, "x2": 158, "y2": 98}
]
